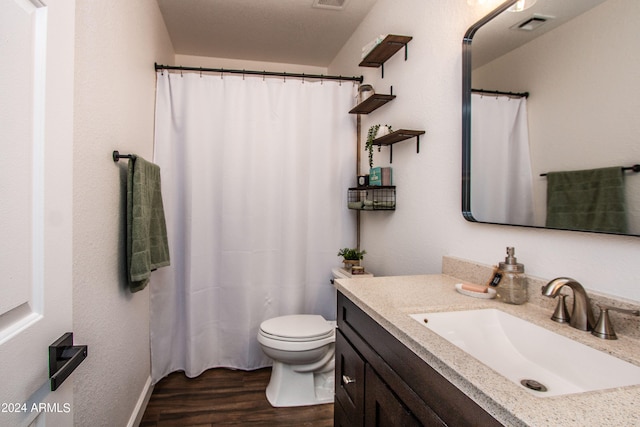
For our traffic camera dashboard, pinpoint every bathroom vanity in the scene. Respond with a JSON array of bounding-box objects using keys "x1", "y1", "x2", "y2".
[
  {"x1": 334, "y1": 291, "x2": 500, "y2": 426},
  {"x1": 333, "y1": 259, "x2": 640, "y2": 426}
]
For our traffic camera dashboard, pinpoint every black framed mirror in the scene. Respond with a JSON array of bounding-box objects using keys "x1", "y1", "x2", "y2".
[{"x1": 462, "y1": 0, "x2": 639, "y2": 236}]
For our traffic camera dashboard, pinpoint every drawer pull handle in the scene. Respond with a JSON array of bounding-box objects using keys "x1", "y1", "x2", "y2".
[{"x1": 342, "y1": 375, "x2": 356, "y2": 385}]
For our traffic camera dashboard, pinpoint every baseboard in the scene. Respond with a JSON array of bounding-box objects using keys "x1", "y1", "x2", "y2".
[{"x1": 127, "y1": 375, "x2": 154, "y2": 427}]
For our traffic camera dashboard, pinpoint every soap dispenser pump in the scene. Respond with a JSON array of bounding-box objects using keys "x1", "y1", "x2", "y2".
[{"x1": 496, "y1": 247, "x2": 528, "y2": 305}]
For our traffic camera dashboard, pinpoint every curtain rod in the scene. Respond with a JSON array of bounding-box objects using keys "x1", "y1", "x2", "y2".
[
  {"x1": 472, "y1": 88, "x2": 529, "y2": 98},
  {"x1": 154, "y1": 63, "x2": 364, "y2": 83}
]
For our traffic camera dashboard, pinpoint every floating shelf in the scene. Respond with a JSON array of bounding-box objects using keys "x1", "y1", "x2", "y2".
[
  {"x1": 349, "y1": 93, "x2": 396, "y2": 115},
  {"x1": 360, "y1": 35, "x2": 413, "y2": 78},
  {"x1": 348, "y1": 186, "x2": 396, "y2": 211},
  {"x1": 372, "y1": 129, "x2": 425, "y2": 163}
]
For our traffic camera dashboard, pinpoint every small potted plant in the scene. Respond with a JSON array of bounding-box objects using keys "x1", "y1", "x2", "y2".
[
  {"x1": 366, "y1": 124, "x2": 393, "y2": 169},
  {"x1": 337, "y1": 247, "x2": 366, "y2": 270}
]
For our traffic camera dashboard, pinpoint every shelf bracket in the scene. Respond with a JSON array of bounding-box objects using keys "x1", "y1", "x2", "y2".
[
  {"x1": 405, "y1": 43, "x2": 409, "y2": 61},
  {"x1": 389, "y1": 145, "x2": 393, "y2": 163},
  {"x1": 416, "y1": 134, "x2": 420, "y2": 154},
  {"x1": 381, "y1": 62, "x2": 384, "y2": 79},
  {"x1": 49, "y1": 332, "x2": 88, "y2": 391}
]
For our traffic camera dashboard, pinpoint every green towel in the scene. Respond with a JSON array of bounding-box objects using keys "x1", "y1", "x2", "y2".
[
  {"x1": 546, "y1": 166, "x2": 627, "y2": 233},
  {"x1": 127, "y1": 155, "x2": 170, "y2": 292}
]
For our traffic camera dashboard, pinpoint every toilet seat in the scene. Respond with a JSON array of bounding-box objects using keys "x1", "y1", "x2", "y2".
[{"x1": 259, "y1": 315, "x2": 334, "y2": 342}]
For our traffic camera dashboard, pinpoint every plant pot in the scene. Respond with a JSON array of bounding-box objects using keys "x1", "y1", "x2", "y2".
[{"x1": 343, "y1": 259, "x2": 361, "y2": 269}]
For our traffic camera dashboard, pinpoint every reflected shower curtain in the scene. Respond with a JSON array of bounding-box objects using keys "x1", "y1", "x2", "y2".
[
  {"x1": 151, "y1": 72, "x2": 356, "y2": 383},
  {"x1": 470, "y1": 93, "x2": 534, "y2": 225}
]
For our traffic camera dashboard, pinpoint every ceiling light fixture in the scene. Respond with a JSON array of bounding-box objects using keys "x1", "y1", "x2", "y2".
[
  {"x1": 508, "y1": 0, "x2": 537, "y2": 12},
  {"x1": 466, "y1": 0, "x2": 491, "y2": 6}
]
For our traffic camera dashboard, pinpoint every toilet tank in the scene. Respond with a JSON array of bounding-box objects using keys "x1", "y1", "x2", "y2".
[{"x1": 331, "y1": 267, "x2": 373, "y2": 281}]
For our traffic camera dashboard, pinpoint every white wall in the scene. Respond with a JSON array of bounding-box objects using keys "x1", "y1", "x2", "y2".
[
  {"x1": 329, "y1": 0, "x2": 640, "y2": 302},
  {"x1": 72, "y1": 1, "x2": 174, "y2": 425},
  {"x1": 175, "y1": 54, "x2": 328, "y2": 75}
]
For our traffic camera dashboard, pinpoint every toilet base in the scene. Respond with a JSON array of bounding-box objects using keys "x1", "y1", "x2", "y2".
[{"x1": 265, "y1": 360, "x2": 335, "y2": 407}]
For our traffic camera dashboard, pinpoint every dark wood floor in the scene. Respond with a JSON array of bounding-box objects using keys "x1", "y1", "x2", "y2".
[{"x1": 140, "y1": 368, "x2": 334, "y2": 426}]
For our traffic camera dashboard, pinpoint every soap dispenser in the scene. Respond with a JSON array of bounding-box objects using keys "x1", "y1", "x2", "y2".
[{"x1": 496, "y1": 247, "x2": 528, "y2": 305}]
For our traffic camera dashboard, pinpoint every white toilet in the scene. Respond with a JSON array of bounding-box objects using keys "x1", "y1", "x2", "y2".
[
  {"x1": 257, "y1": 314, "x2": 336, "y2": 407},
  {"x1": 257, "y1": 267, "x2": 372, "y2": 407}
]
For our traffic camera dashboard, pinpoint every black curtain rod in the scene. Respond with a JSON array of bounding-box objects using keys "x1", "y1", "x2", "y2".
[
  {"x1": 154, "y1": 63, "x2": 364, "y2": 83},
  {"x1": 472, "y1": 88, "x2": 529, "y2": 98},
  {"x1": 540, "y1": 164, "x2": 640, "y2": 177}
]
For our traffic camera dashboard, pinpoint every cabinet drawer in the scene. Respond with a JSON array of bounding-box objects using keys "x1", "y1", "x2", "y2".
[{"x1": 335, "y1": 329, "x2": 365, "y2": 426}]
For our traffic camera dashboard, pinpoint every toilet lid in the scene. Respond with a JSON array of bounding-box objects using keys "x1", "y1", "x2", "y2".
[{"x1": 260, "y1": 315, "x2": 333, "y2": 340}]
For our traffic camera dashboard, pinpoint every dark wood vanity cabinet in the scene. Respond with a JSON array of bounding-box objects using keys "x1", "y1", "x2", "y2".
[{"x1": 335, "y1": 292, "x2": 502, "y2": 427}]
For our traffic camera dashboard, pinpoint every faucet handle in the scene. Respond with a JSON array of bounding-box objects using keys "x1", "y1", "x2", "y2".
[
  {"x1": 591, "y1": 304, "x2": 640, "y2": 340},
  {"x1": 551, "y1": 294, "x2": 571, "y2": 324}
]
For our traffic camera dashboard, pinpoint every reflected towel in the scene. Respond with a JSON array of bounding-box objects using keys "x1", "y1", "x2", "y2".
[
  {"x1": 127, "y1": 155, "x2": 170, "y2": 292},
  {"x1": 546, "y1": 166, "x2": 627, "y2": 233}
]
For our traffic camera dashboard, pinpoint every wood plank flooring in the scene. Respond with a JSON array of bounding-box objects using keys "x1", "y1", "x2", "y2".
[{"x1": 140, "y1": 368, "x2": 334, "y2": 426}]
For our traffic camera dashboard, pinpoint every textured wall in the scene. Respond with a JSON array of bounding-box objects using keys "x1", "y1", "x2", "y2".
[
  {"x1": 329, "y1": 0, "x2": 640, "y2": 302},
  {"x1": 72, "y1": 1, "x2": 174, "y2": 425}
]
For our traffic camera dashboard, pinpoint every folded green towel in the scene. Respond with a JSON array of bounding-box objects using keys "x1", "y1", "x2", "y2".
[
  {"x1": 546, "y1": 166, "x2": 627, "y2": 233},
  {"x1": 127, "y1": 156, "x2": 170, "y2": 292}
]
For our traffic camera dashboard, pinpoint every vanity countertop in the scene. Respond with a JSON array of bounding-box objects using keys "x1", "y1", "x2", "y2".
[{"x1": 334, "y1": 273, "x2": 640, "y2": 427}]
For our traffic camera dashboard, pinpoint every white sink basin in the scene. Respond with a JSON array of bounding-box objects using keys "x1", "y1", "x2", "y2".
[{"x1": 410, "y1": 308, "x2": 640, "y2": 397}]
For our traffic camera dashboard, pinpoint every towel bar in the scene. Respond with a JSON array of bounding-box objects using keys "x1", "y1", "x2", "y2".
[
  {"x1": 113, "y1": 150, "x2": 134, "y2": 162},
  {"x1": 540, "y1": 164, "x2": 640, "y2": 177}
]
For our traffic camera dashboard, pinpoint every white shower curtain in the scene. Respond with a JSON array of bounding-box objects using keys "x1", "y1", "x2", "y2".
[
  {"x1": 151, "y1": 72, "x2": 357, "y2": 383},
  {"x1": 470, "y1": 93, "x2": 534, "y2": 225}
]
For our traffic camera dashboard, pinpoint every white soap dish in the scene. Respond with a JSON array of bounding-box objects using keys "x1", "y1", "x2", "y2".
[{"x1": 455, "y1": 283, "x2": 496, "y2": 299}]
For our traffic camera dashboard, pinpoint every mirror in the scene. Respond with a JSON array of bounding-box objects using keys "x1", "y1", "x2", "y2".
[{"x1": 462, "y1": 0, "x2": 640, "y2": 235}]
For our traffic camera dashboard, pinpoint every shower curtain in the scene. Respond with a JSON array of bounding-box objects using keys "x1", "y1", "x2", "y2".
[
  {"x1": 470, "y1": 93, "x2": 534, "y2": 225},
  {"x1": 151, "y1": 71, "x2": 356, "y2": 383}
]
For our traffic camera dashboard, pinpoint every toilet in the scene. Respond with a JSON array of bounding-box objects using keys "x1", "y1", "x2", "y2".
[
  {"x1": 257, "y1": 314, "x2": 336, "y2": 407},
  {"x1": 257, "y1": 267, "x2": 372, "y2": 407}
]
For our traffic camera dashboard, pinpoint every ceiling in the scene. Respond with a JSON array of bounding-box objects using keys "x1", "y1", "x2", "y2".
[
  {"x1": 156, "y1": 0, "x2": 379, "y2": 67},
  {"x1": 472, "y1": 0, "x2": 606, "y2": 68}
]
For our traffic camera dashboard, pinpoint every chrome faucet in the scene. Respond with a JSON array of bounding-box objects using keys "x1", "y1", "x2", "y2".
[{"x1": 541, "y1": 277, "x2": 596, "y2": 331}]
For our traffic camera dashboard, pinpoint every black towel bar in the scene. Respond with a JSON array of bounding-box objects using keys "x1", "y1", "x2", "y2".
[
  {"x1": 113, "y1": 150, "x2": 134, "y2": 162},
  {"x1": 540, "y1": 164, "x2": 640, "y2": 177}
]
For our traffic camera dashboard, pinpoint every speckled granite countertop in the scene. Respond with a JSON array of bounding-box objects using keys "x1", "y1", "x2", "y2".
[{"x1": 334, "y1": 264, "x2": 640, "y2": 427}]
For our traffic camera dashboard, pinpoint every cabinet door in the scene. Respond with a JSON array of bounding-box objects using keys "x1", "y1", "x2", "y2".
[
  {"x1": 365, "y1": 365, "x2": 429, "y2": 427},
  {"x1": 334, "y1": 398, "x2": 353, "y2": 427},
  {"x1": 335, "y1": 329, "x2": 366, "y2": 426}
]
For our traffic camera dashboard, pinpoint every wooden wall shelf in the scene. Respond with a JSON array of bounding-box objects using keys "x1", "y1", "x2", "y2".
[
  {"x1": 372, "y1": 129, "x2": 425, "y2": 163},
  {"x1": 349, "y1": 93, "x2": 396, "y2": 115},
  {"x1": 359, "y1": 35, "x2": 413, "y2": 78}
]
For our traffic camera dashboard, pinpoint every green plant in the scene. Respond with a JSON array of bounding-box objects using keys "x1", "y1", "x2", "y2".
[
  {"x1": 337, "y1": 247, "x2": 366, "y2": 260},
  {"x1": 365, "y1": 124, "x2": 392, "y2": 169}
]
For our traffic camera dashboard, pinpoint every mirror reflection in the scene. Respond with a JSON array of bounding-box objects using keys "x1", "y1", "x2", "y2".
[{"x1": 462, "y1": 0, "x2": 640, "y2": 235}]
